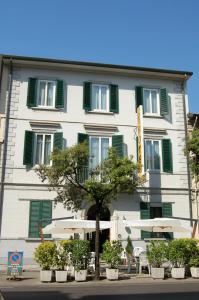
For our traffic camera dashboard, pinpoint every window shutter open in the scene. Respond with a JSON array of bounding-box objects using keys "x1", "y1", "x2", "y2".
[
  {"x1": 140, "y1": 202, "x2": 151, "y2": 239},
  {"x1": 160, "y1": 88, "x2": 169, "y2": 116},
  {"x1": 162, "y1": 139, "x2": 173, "y2": 173},
  {"x1": 136, "y1": 86, "x2": 143, "y2": 109},
  {"x1": 78, "y1": 133, "x2": 89, "y2": 181},
  {"x1": 83, "y1": 82, "x2": 91, "y2": 111},
  {"x1": 54, "y1": 132, "x2": 63, "y2": 151},
  {"x1": 55, "y1": 80, "x2": 64, "y2": 109},
  {"x1": 23, "y1": 131, "x2": 34, "y2": 166},
  {"x1": 27, "y1": 78, "x2": 37, "y2": 107},
  {"x1": 110, "y1": 84, "x2": 119, "y2": 113},
  {"x1": 162, "y1": 203, "x2": 173, "y2": 239},
  {"x1": 112, "y1": 135, "x2": 124, "y2": 157}
]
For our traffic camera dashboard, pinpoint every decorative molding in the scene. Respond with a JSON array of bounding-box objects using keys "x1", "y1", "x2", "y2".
[{"x1": 84, "y1": 123, "x2": 118, "y2": 135}]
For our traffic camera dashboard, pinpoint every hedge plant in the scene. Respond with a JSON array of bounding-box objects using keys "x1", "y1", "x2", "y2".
[{"x1": 34, "y1": 242, "x2": 56, "y2": 270}]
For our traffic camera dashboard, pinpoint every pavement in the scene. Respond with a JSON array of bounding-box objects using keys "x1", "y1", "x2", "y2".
[{"x1": 1, "y1": 271, "x2": 199, "y2": 299}]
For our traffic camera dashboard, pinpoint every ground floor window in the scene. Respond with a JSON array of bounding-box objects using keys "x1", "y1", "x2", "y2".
[{"x1": 29, "y1": 200, "x2": 52, "y2": 238}]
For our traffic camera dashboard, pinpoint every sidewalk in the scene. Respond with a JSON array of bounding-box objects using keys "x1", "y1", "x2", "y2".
[{"x1": 1, "y1": 270, "x2": 199, "y2": 288}]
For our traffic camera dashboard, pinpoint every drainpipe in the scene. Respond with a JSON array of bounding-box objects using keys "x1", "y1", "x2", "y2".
[
  {"x1": 182, "y1": 76, "x2": 193, "y2": 226},
  {"x1": 0, "y1": 59, "x2": 13, "y2": 236}
]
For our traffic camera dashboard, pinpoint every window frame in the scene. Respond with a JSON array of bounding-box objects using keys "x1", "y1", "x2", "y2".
[
  {"x1": 143, "y1": 88, "x2": 160, "y2": 116},
  {"x1": 33, "y1": 133, "x2": 54, "y2": 166},
  {"x1": 144, "y1": 139, "x2": 162, "y2": 171},
  {"x1": 91, "y1": 84, "x2": 110, "y2": 112},
  {"x1": 36, "y1": 80, "x2": 56, "y2": 108},
  {"x1": 89, "y1": 135, "x2": 111, "y2": 169}
]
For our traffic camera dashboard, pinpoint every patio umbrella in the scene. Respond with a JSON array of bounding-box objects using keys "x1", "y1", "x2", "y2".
[
  {"x1": 43, "y1": 219, "x2": 111, "y2": 235},
  {"x1": 123, "y1": 218, "x2": 192, "y2": 233}
]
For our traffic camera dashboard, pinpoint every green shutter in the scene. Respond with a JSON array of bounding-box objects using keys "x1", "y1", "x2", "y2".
[
  {"x1": 23, "y1": 131, "x2": 34, "y2": 166},
  {"x1": 29, "y1": 201, "x2": 41, "y2": 238},
  {"x1": 55, "y1": 80, "x2": 64, "y2": 109},
  {"x1": 77, "y1": 133, "x2": 89, "y2": 181},
  {"x1": 135, "y1": 86, "x2": 143, "y2": 109},
  {"x1": 78, "y1": 133, "x2": 89, "y2": 144},
  {"x1": 110, "y1": 84, "x2": 119, "y2": 113},
  {"x1": 112, "y1": 135, "x2": 124, "y2": 157},
  {"x1": 162, "y1": 139, "x2": 173, "y2": 173},
  {"x1": 140, "y1": 202, "x2": 151, "y2": 239},
  {"x1": 162, "y1": 203, "x2": 173, "y2": 239},
  {"x1": 29, "y1": 201, "x2": 52, "y2": 238},
  {"x1": 41, "y1": 201, "x2": 52, "y2": 238},
  {"x1": 83, "y1": 82, "x2": 91, "y2": 111},
  {"x1": 54, "y1": 132, "x2": 63, "y2": 151},
  {"x1": 160, "y1": 88, "x2": 169, "y2": 116},
  {"x1": 27, "y1": 78, "x2": 37, "y2": 107}
]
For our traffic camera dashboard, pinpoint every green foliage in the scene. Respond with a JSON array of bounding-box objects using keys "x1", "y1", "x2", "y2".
[
  {"x1": 102, "y1": 240, "x2": 123, "y2": 269},
  {"x1": 125, "y1": 236, "x2": 133, "y2": 256},
  {"x1": 147, "y1": 241, "x2": 167, "y2": 268},
  {"x1": 70, "y1": 240, "x2": 91, "y2": 271},
  {"x1": 189, "y1": 254, "x2": 199, "y2": 267},
  {"x1": 167, "y1": 238, "x2": 199, "y2": 268},
  {"x1": 34, "y1": 242, "x2": 56, "y2": 270},
  {"x1": 36, "y1": 144, "x2": 141, "y2": 211},
  {"x1": 53, "y1": 240, "x2": 72, "y2": 270},
  {"x1": 187, "y1": 129, "x2": 199, "y2": 183}
]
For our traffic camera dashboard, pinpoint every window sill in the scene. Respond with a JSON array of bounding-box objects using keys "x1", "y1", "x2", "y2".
[
  {"x1": 30, "y1": 107, "x2": 63, "y2": 112},
  {"x1": 143, "y1": 114, "x2": 163, "y2": 119},
  {"x1": 86, "y1": 111, "x2": 114, "y2": 115},
  {"x1": 25, "y1": 238, "x2": 54, "y2": 242}
]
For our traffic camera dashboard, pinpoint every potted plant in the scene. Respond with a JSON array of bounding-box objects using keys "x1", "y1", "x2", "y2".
[
  {"x1": 70, "y1": 240, "x2": 91, "y2": 282},
  {"x1": 147, "y1": 241, "x2": 167, "y2": 279},
  {"x1": 167, "y1": 239, "x2": 186, "y2": 279},
  {"x1": 102, "y1": 240, "x2": 123, "y2": 280},
  {"x1": 53, "y1": 240, "x2": 72, "y2": 282},
  {"x1": 34, "y1": 242, "x2": 56, "y2": 282},
  {"x1": 125, "y1": 236, "x2": 133, "y2": 273},
  {"x1": 189, "y1": 254, "x2": 199, "y2": 278}
]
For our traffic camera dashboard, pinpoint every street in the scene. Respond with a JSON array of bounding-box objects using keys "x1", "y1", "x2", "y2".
[{"x1": 1, "y1": 281, "x2": 199, "y2": 300}]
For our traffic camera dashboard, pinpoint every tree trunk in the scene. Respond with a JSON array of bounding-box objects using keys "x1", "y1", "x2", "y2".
[{"x1": 95, "y1": 210, "x2": 100, "y2": 280}]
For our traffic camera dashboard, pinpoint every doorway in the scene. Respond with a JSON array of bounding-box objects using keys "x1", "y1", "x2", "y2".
[{"x1": 87, "y1": 205, "x2": 110, "y2": 252}]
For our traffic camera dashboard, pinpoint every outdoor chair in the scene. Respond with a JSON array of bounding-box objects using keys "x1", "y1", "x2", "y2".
[{"x1": 139, "y1": 251, "x2": 151, "y2": 275}]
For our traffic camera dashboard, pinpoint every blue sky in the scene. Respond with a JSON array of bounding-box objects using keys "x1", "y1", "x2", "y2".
[{"x1": 0, "y1": 0, "x2": 198, "y2": 111}]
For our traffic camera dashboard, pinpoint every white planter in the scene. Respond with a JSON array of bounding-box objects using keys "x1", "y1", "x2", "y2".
[
  {"x1": 151, "y1": 267, "x2": 164, "y2": 279},
  {"x1": 40, "y1": 270, "x2": 52, "y2": 282},
  {"x1": 106, "y1": 268, "x2": 119, "y2": 280},
  {"x1": 55, "y1": 270, "x2": 68, "y2": 282},
  {"x1": 191, "y1": 267, "x2": 199, "y2": 278},
  {"x1": 171, "y1": 267, "x2": 185, "y2": 279},
  {"x1": 75, "y1": 270, "x2": 87, "y2": 282}
]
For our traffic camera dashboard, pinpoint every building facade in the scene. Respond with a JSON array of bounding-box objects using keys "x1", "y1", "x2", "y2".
[{"x1": 0, "y1": 55, "x2": 193, "y2": 266}]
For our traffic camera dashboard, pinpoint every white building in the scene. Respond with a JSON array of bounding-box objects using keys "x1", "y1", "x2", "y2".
[{"x1": 0, "y1": 55, "x2": 193, "y2": 266}]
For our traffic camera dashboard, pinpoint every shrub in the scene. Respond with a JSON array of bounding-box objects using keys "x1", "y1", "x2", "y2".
[
  {"x1": 125, "y1": 236, "x2": 133, "y2": 256},
  {"x1": 70, "y1": 240, "x2": 91, "y2": 271},
  {"x1": 102, "y1": 240, "x2": 123, "y2": 269},
  {"x1": 147, "y1": 241, "x2": 167, "y2": 268},
  {"x1": 34, "y1": 242, "x2": 56, "y2": 270},
  {"x1": 189, "y1": 255, "x2": 199, "y2": 267},
  {"x1": 53, "y1": 240, "x2": 72, "y2": 270}
]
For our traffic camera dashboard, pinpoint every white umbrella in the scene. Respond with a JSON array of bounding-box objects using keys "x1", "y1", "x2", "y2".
[
  {"x1": 123, "y1": 218, "x2": 192, "y2": 233},
  {"x1": 43, "y1": 219, "x2": 111, "y2": 235}
]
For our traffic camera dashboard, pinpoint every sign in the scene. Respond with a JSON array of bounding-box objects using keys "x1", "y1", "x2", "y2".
[
  {"x1": 137, "y1": 105, "x2": 144, "y2": 176},
  {"x1": 7, "y1": 251, "x2": 23, "y2": 277}
]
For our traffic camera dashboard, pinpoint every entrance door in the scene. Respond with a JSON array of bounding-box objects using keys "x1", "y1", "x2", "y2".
[{"x1": 87, "y1": 205, "x2": 110, "y2": 252}]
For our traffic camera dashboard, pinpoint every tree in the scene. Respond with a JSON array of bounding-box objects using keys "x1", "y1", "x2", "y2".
[
  {"x1": 187, "y1": 129, "x2": 199, "y2": 184},
  {"x1": 36, "y1": 142, "x2": 142, "y2": 280}
]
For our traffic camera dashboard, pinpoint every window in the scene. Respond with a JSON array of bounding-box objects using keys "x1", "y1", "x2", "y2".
[
  {"x1": 144, "y1": 140, "x2": 161, "y2": 171},
  {"x1": 29, "y1": 200, "x2": 52, "y2": 238},
  {"x1": 143, "y1": 88, "x2": 159, "y2": 115},
  {"x1": 89, "y1": 136, "x2": 110, "y2": 169},
  {"x1": 37, "y1": 80, "x2": 56, "y2": 107},
  {"x1": 91, "y1": 84, "x2": 109, "y2": 112},
  {"x1": 34, "y1": 134, "x2": 53, "y2": 165}
]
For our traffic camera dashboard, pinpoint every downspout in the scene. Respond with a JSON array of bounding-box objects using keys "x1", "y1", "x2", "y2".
[
  {"x1": 182, "y1": 75, "x2": 193, "y2": 226},
  {"x1": 0, "y1": 59, "x2": 13, "y2": 236}
]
